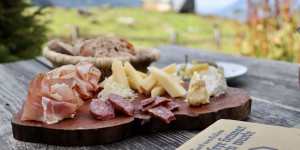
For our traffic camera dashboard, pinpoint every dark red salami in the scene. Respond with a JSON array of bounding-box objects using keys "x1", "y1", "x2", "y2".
[
  {"x1": 108, "y1": 94, "x2": 134, "y2": 116},
  {"x1": 148, "y1": 105, "x2": 176, "y2": 124},
  {"x1": 163, "y1": 102, "x2": 180, "y2": 111},
  {"x1": 141, "y1": 96, "x2": 172, "y2": 112},
  {"x1": 89, "y1": 99, "x2": 115, "y2": 120},
  {"x1": 140, "y1": 97, "x2": 156, "y2": 106}
]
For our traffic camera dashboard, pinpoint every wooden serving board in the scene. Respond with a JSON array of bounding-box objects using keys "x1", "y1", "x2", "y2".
[{"x1": 11, "y1": 82, "x2": 251, "y2": 146}]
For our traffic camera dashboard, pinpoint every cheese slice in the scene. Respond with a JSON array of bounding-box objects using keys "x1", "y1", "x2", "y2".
[
  {"x1": 199, "y1": 66, "x2": 227, "y2": 97},
  {"x1": 140, "y1": 74, "x2": 157, "y2": 95},
  {"x1": 148, "y1": 67, "x2": 187, "y2": 97},
  {"x1": 112, "y1": 60, "x2": 129, "y2": 87},
  {"x1": 161, "y1": 63, "x2": 177, "y2": 74},
  {"x1": 124, "y1": 62, "x2": 144, "y2": 93},
  {"x1": 140, "y1": 63, "x2": 179, "y2": 95},
  {"x1": 170, "y1": 75, "x2": 184, "y2": 87},
  {"x1": 125, "y1": 69, "x2": 148, "y2": 78},
  {"x1": 137, "y1": 71, "x2": 148, "y2": 79},
  {"x1": 186, "y1": 72, "x2": 209, "y2": 106},
  {"x1": 128, "y1": 78, "x2": 137, "y2": 90},
  {"x1": 99, "y1": 75, "x2": 113, "y2": 88},
  {"x1": 151, "y1": 85, "x2": 165, "y2": 97}
]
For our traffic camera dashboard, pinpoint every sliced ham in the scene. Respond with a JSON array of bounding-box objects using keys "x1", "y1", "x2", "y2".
[{"x1": 148, "y1": 105, "x2": 176, "y2": 124}]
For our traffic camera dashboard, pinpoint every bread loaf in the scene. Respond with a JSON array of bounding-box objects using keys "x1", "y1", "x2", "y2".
[{"x1": 73, "y1": 36, "x2": 136, "y2": 57}]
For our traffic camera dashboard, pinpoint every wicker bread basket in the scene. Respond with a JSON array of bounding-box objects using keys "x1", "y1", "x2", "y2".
[{"x1": 43, "y1": 46, "x2": 161, "y2": 81}]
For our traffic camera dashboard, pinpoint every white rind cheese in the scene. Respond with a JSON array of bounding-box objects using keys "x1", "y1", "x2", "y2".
[{"x1": 199, "y1": 66, "x2": 227, "y2": 97}]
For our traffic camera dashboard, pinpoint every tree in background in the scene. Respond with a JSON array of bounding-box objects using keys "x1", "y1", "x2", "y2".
[{"x1": 0, "y1": 0, "x2": 47, "y2": 63}]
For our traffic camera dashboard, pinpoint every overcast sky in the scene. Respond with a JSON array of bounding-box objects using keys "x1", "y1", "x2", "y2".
[{"x1": 195, "y1": 0, "x2": 240, "y2": 13}]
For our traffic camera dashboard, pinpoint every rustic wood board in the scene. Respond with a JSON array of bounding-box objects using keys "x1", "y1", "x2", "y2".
[{"x1": 11, "y1": 82, "x2": 251, "y2": 146}]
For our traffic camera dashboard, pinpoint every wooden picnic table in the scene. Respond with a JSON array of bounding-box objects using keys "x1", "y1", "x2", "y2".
[{"x1": 1, "y1": 45, "x2": 299, "y2": 149}]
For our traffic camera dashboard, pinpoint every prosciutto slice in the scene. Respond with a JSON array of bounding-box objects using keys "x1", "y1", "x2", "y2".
[
  {"x1": 47, "y1": 64, "x2": 76, "y2": 79},
  {"x1": 47, "y1": 62, "x2": 101, "y2": 99},
  {"x1": 21, "y1": 73, "x2": 81, "y2": 124},
  {"x1": 21, "y1": 62, "x2": 101, "y2": 124},
  {"x1": 74, "y1": 62, "x2": 101, "y2": 99}
]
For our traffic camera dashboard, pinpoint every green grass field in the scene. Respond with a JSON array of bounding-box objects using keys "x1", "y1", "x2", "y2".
[{"x1": 40, "y1": 7, "x2": 248, "y2": 55}]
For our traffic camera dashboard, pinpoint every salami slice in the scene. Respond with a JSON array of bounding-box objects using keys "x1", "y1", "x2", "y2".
[
  {"x1": 163, "y1": 102, "x2": 180, "y2": 111},
  {"x1": 141, "y1": 96, "x2": 172, "y2": 112},
  {"x1": 89, "y1": 99, "x2": 115, "y2": 120},
  {"x1": 108, "y1": 94, "x2": 134, "y2": 116},
  {"x1": 148, "y1": 105, "x2": 176, "y2": 124},
  {"x1": 140, "y1": 97, "x2": 156, "y2": 106}
]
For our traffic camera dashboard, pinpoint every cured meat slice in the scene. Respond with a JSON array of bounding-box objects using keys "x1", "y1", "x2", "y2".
[
  {"x1": 107, "y1": 94, "x2": 134, "y2": 116},
  {"x1": 74, "y1": 62, "x2": 101, "y2": 99},
  {"x1": 47, "y1": 65, "x2": 76, "y2": 79},
  {"x1": 141, "y1": 96, "x2": 172, "y2": 112},
  {"x1": 41, "y1": 97, "x2": 78, "y2": 124},
  {"x1": 163, "y1": 102, "x2": 180, "y2": 111},
  {"x1": 21, "y1": 62, "x2": 101, "y2": 124},
  {"x1": 89, "y1": 99, "x2": 115, "y2": 120},
  {"x1": 148, "y1": 105, "x2": 176, "y2": 124},
  {"x1": 47, "y1": 62, "x2": 101, "y2": 100},
  {"x1": 140, "y1": 97, "x2": 156, "y2": 106},
  {"x1": 21, "y1": 73, "x2": 82, "y2": 124}
]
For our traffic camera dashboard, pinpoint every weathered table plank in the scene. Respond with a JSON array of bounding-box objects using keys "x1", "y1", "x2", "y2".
[{"x1": 1, "y1": 45, "x2": 300, "y2": 149}]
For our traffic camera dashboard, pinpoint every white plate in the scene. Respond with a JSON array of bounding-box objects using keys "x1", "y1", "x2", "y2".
[{"x1": 177, "y1": 61, "x2": 248, "y2": 80}]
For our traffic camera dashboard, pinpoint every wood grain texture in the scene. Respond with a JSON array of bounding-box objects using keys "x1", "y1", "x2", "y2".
[
  {"x1": 1, "y1": 45, "x2": 299, "y2": 149},
  {"x1": 12, "y1": 82, "x2": 251, "y2": 146}
]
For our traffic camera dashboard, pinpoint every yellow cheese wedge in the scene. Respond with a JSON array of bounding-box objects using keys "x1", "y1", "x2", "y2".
[
  {"x1": 162, "y1": 63, "x2": 177, "y2": 74},
  {"x1": 148, "y1": 67, "x2": 187, "y2": 97},
  {"x1": 170, "y1": 75, "x2": 184, "y2": 87},
  {"x1": 137, "y1": 71, "x2": 148, "y2": 79},
  {"x1": 99, "y1": 75, "x2": 113, "y2": 88},
  {"x1": 140, "y1": 74, "x2": 156, "y2": 95},
  {"x1": 151, "y1": 85, "x2": 166, "y2": 97},
  {"x1": 124, "y1": 62, "x2": 144, "y2": 93},
  {"x1": 186, "y1": 72, "x2": 209, "y2": 106},
  {"x1": 112, "y1": 60, "x2": 129, "y2": 87},
  {"x1": 128, "y1": 78, "x2": 137, "y2": 90},
  {"x1": 140, "y1": 63, "x2": 179, "y2": 95},
  {"x1": 124, "y1": 67, "x2": 147, "y2": 78}
]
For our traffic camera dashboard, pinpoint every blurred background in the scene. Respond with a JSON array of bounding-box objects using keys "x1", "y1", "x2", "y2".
[{"x1": 1, "y1": 0, "x2": 300, "y2": 63}]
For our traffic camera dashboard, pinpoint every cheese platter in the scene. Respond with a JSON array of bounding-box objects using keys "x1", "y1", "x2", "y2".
[{"x1": 11, "y1": 37, "x2": 252, "y2": 146}]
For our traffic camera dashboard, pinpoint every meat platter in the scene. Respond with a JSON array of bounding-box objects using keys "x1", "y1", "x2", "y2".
[{"x1": 12, "y1": 82, "x2": 251, "y2": 146}]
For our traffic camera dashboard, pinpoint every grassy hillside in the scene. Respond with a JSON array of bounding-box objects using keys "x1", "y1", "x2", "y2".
[{"x1": 40, "y1": 7, "x2": 247, "y2": 55}]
